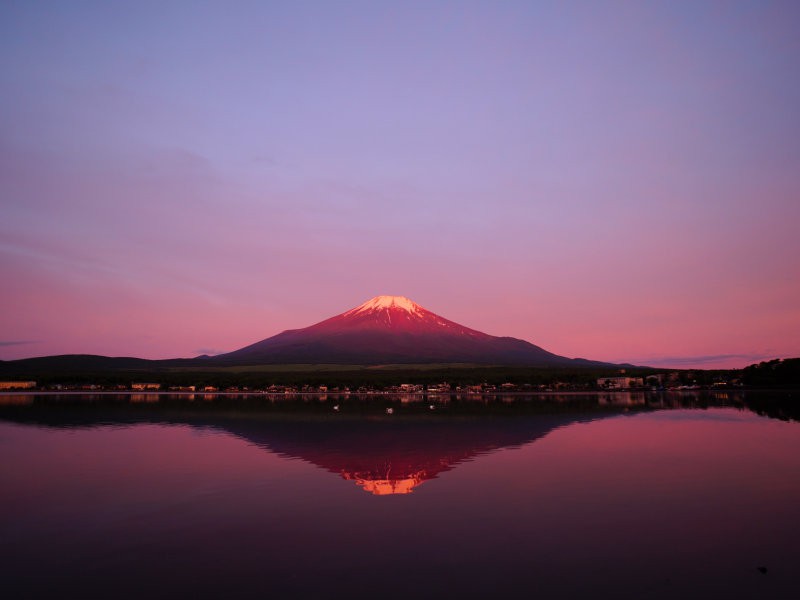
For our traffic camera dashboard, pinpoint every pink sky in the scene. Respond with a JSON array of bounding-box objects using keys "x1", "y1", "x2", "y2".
[{"x1": 1, "y1": 2, "x2": 799, "y2": 369}]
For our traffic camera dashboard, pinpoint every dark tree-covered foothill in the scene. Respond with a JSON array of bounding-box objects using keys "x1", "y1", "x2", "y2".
[{"x1": 741, "y1": 358, "x2": 800, "y2": 387}]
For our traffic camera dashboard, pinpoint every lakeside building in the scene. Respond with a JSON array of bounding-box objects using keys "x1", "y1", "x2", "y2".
[
  {"x1": 399, "y1": 384, "x2": 423, "y2": 392},
  {"x1": 131, "y1": 383, "x2": 161, "y2": 391},
  {"x1": 0, "y1": 381, "x2": 37, "y2": 390},
  {"x1": 597, "y1": 377, "x2": 644, "y2": 390},
  {"x1": 427, "y1": 383, "x2": 451, "y2": 393}
]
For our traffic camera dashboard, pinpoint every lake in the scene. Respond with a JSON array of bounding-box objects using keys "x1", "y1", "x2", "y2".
[{"x1": 1, "y1": 391, "x2": 799, "y2": 599}]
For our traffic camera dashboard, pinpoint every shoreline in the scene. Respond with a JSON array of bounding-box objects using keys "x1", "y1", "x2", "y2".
[{"x1": 1, "y1": 388, "x2": 793, "y2": 397}]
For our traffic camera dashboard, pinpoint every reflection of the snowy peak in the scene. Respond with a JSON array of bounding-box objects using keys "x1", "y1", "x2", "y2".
[{"x1": 219, "y1": 414, "x2": 611, "y2": 495}]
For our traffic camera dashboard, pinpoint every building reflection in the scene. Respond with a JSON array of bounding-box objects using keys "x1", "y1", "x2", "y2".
[{"x1": 0, "y1": 394, "x2": 33, "y2": 406}]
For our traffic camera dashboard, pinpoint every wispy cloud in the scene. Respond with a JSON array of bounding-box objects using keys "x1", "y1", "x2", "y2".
[
  {"x1": 623, "y1": 353, "x2": 780, "y2": 368},
  {"x1": 193, "y1": 348, "x2": 226, "y2": 357},
  {"x1": 0, "y1": 340, "x2": 40, "y2": 347}
]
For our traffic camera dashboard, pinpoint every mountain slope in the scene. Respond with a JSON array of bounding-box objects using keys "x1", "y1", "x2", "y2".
[{"x1": 214, "y1": 295, "x2": 608, "y2": 366}]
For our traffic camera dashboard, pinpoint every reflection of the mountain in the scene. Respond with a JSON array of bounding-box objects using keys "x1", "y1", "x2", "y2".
[
  {"x1": 225, "y1": 413, "x2": 607, "y2": 495},
  {"x1": 0, "y1": 398, "x2": 624, "y2": 495},
  {"x1": 3, "y1": 390, "x2": 784, "y2": 495}
]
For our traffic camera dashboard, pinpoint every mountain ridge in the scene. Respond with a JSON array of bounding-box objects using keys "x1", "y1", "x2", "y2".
[{"x1": 214, "y1": 295, "x2": 613, "y2": 367}]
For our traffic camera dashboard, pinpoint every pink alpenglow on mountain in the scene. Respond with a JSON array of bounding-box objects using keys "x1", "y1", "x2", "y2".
[{"x1": 216, "y1": 296, "x2": 609, "y2": 366}]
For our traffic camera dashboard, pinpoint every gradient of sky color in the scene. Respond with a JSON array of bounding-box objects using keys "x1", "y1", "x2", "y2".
[{"x1": 1, "y1": 1, "x2": 799, "y2": 368}]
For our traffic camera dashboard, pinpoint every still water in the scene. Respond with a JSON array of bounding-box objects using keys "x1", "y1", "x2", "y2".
[{"x1": 1, "y1": 392, "x2": 799, "y2": 599}]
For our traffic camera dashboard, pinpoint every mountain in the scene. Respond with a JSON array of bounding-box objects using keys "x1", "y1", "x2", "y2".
[{"x1": 214, "y1": 295, "x2": 609, "y2": 366}]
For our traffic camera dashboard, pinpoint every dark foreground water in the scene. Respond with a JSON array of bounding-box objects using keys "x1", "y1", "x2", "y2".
[{"x1": 1, "y1": 392, "x2": 799, "y2": 599}]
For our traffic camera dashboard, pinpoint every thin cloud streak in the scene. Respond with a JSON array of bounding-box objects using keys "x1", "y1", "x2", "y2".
[
  {"x1": 621, "y1": 353, "x2": 780, "y2": 369},
  {"x1": 192, "y1": 348, "x2": 227, "y2": 357}
]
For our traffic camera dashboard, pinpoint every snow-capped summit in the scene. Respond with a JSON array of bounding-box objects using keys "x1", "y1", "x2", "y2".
[
  {"x1": 345, "y1": 295, "x2": 422, "y2": 316},
  {"x1": 216, "y1": 295, "x2": 611, "y2": 366},
  {"x1": 304, "y1": 295, "x2": 488, "y2": 337}
]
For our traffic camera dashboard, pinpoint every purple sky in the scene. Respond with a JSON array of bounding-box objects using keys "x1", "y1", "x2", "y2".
[{"x1": 2, "y1": 1, "x2": 799, "y2": 368}]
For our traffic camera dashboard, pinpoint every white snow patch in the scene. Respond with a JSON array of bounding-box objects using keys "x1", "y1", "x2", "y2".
[{"x1": 346, "y1": 295, "x2": 423, "y2": 315}]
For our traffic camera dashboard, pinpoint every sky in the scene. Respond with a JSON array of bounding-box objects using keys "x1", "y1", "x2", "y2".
[{"x1": 1, "y1": 1, "x2": 799, "y2": 369}]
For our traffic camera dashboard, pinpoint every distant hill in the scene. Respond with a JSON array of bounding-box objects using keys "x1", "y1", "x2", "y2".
[{"x1": 0, "y1": 353, "x2": 215, "y2": 378}]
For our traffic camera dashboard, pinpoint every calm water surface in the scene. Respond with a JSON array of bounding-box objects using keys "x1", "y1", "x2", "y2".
[{"x1": 1, "y1": 392, "x2": 799, "y2": 599}]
